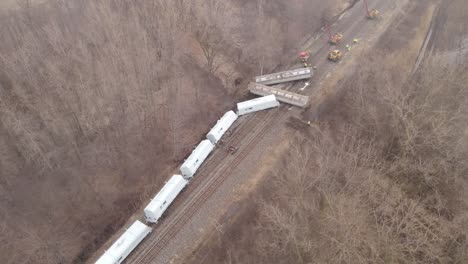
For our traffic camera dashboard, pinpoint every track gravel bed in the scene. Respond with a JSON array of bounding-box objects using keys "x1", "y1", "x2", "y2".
[{"x1": 152, "y1": 113, "x2": 289, "y2": 264}]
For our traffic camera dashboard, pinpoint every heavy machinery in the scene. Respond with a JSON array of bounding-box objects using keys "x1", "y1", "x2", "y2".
[
  {"x1": 363, "y1": 0, "x2": 379, "y2": 19},
  {"x1": 299, "y1": 51, "x2": 310, "y2": 67},
  {"x1": 367, "y1": 9, "x2": 380, "y2": 19},
  {"x1": 325, "y1": 24, "x2": 343, "y2": 45},
  {"x1": 328, "y1": 50, "x2": 343, "y2": 62},
  {"x1": 329, "y1": 33, "x2": 343, "y2": 45}
]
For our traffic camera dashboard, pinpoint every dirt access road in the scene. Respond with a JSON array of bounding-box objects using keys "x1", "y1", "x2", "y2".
[{"x1": 91, "y1": 1, "x2": 410, "y2": 263}]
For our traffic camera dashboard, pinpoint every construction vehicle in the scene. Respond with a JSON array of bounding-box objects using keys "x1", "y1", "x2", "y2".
[
  {"x1": 325, "y1": 24, "x2": 343, "y2": 45},
  {"x1": 299, "y1": 51, "x2": 310, "y2": 67},
  {"x1": 363, "y1": 0, "x2": 379, "y2": 19},
  {"x1": 329, "y1": 33, "x2": 343, "y2": 45},
  {"x1": 328, "y1": 50, "x2": 343, "y2": 62},
  {"x1": 367, "y1": 9, "x2": 379, "y2": 19}
]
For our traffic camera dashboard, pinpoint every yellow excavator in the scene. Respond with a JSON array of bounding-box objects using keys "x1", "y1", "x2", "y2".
[
  {"x1": 328, "y1": 50, "x2": 343, "y2": 62},
  {"x1": 325, "y1": 24, "x2": 343, "y2": 45},
  {"x1": 367, "y1": 9, "x2": 380, "y2": 19},
  {"x1": 329, "y1": 33, "x2": 343, "y2": 45}
]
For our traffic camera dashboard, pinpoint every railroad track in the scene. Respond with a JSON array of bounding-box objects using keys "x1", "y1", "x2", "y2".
[
  {"x1": 127, "y1": 106, "x2": 287, "y2": 264},
  {"x1": 151, "y1": 109, "x2": 271, "y2": 216},
  {"x1": 163, "y1": 85, "x2": 299, "y2": 211},
  {"x1": 127, "y1": 75, "x2": 336, "y2": 263},
  {"x1": 127, "y1": 66, "x2": 302, "y2": 264}
]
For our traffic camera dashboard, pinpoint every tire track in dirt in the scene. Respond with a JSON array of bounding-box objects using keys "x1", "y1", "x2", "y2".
[{"x1": 412, "y1": 2, "x2": 442, "y2": 74}]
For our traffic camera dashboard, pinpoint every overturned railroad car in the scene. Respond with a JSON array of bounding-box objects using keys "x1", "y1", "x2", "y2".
[
  {"x1": 236, "y1": 95, "x2": 280, "y2": 116},
  {"x1": 255, "y1": 67, "x2": 313, "y2": 86}
]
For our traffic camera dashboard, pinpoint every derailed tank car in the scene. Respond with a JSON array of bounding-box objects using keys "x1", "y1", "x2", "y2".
[
  {"x1": 255, "y1": 68, "x2": 312, "y2": 86},
  {"x1": 206, "y1": 110, "x2": 238, "y2": 144},
  {"x1": 95, "y1": 220, "x2": 151, "y2": 264},
  {"x1": 237, "y1": 95, "x2": 280, "y2": 116},
  {"x1": 144, "y1": 175, "x2": 188, "y2": 223},
  {"x1": 180, "y1": 140, "x2": 215, "y2": 179}
]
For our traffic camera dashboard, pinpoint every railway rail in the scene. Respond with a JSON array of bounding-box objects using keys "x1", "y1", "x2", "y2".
[
  {"x1": 127, "y1": 106, "x2": 287, "y2": 264},
  {"x1": 121, "y1": 19, "x2": 327, "y2": 264}
]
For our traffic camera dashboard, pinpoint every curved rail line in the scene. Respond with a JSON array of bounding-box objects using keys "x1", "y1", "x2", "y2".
[
  {"x1": 153, "y1": 109, "x2": 271, "y2": 217},
  {"x1": 127, "y1": 106, "x2": 287, "y2": 264}
]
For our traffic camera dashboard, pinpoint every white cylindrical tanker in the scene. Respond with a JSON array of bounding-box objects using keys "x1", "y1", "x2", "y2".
[
  {"x1": 236, "y1": 95, "x2": 280, "y2": 116},
  {"x1": 144, "y1": 175, "x2": 188, "y2": 223},
  {"x1": 180, "y1": 140, "x2": 215, "y2": 179},
  {"x1": 95, "y1": 220, "x2": 152, "y2": 264},
  {"x1": 206, "y1": 110, "x2": 238, "y2": 144}
]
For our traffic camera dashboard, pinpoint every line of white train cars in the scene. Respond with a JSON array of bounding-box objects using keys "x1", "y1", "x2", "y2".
[{"x1": 95, "y1": 95, "x2": 280, "y2": 264}]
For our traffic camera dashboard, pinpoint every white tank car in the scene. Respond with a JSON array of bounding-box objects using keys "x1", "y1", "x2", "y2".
[
  {"x1": 237, "y1": 95, "x2": 280, "y2": 116},
  {"x1": 180, "y1": 140, "x2": 215, "y2": 179},
  {"x1": 95, "y1": 220, "x2": 151, "y2": 264},
  {"x1": 206, "y1": 110, "x2": 238, "y2": 144},
  {"x1": 144, "y1": 175, "x2": 188, "y2": 223}
]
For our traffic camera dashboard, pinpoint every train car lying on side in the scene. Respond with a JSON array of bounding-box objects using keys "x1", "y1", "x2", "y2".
[
  {"x1": 206, "y1": 110, "x2": 238, "y2": 144},
  {"x1": 255, "y1": 67, "x2": 313, "y2": 86},
  {"x1": 237, "y1": 95, "x2": 280, "y2": 116},
  {"x1": 144, "y1": 175, "x2": 188, "y2": 223},
  {"x1": 248, "y1": 82, "x2": 310, "y2": 108},
  {"x1": 95, "y1": 220, "x2": 152, "y2": 264},
  {"x1": 180, "y1": 140, "x2": 215, "y2": 179}
]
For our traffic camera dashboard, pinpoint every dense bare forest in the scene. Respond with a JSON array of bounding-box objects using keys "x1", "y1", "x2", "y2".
[
  {"x1": 0, "y1": 0, "x2": 343, "y2": 263},
  {"x1": 189, "y1": 1, "x2": 468, "y2": 263}
]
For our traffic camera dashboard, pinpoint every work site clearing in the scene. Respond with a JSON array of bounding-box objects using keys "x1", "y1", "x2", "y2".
[{"x1": 0, "y1": 0, "x2": 467, "y2": 264}]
